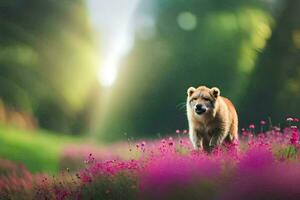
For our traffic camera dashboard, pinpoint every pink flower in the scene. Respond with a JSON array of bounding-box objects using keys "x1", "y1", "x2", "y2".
[
  {"x1": 249, "y1": 124, "x2": 255, "y2": 129},
  {"x1": 176, "y1": 129, "x2": 180, "y2": 134},
  {"x1": 294, "y1": 118, "x2": 299, "y2": 123},
  {"x1": 291, "y1": 126, "x2": 298, "y2": 130},
  {"x1": 260, "y1": 120, "x2": 266, "y2": 125},
  {"x1": 183, "y1": 129, "x2": 188, "y2": 134},
  {"x1": 290, "y1": 131, "x2": 299, "y2": 145},
  {"x1": 79, "y1": 172, "x2": 92, "y2": 183},
  {"x1": 287, "y1": 117, "x2": 293, "y2": 122},
  {"x1": 274, "y1": 126, "x2": 281, "y2": 131}
]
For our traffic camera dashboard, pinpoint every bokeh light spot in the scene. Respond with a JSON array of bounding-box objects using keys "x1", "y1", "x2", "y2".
[
  {"x1": 177, "y1": 11, "x2": 197, "y2": 31},
  {"x1": 292, "y1": 29, "x2": 300, "y2": 49}
]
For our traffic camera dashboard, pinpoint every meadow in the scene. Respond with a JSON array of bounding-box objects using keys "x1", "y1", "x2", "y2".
[
  {"x1": 1, "y1": 1, "x2": 300, "y2": 200},
  {"x1": 1, "y1": 118, "x2": 300, "y2": 200}
]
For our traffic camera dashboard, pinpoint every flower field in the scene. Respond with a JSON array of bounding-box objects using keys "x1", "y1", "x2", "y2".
[{"x1": 1, "y1": 119, "x2": 300, "y2": 200}]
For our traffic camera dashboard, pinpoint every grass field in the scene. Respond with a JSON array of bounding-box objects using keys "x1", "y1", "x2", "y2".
[{"x1": 0, "y1": 124, "x2": 81, "y2": 173}]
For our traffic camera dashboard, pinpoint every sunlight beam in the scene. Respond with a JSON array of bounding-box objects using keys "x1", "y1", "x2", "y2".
[{"x1": 87, "y1": 0, "x2": 140, "y2": 87}]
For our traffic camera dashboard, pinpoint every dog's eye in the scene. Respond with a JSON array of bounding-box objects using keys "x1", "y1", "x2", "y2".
[
  {"x1": 191, "y1": 97, "x2": 197, "y2": 101},
  {"x1": 203, "y1": 97, "x2": 210, "y2": 101}
]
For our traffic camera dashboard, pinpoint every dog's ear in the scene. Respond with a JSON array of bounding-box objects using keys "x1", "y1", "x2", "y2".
[
  {"x1": 187, "y1": 87, "x2": 196, "y2": 96},
  {"x1": 210, "y1": 87, "x2": 220, "y2": 98}
]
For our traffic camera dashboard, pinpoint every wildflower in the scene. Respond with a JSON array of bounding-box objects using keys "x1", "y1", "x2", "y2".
[
  {"x1": 176, "y1": 129, "x2": 180, "y2": 134},
  {"x1": 54, "y1": 188, "x2": 69, "y2": 200},
  {"x1": 79, "y1": 172, "x2": 92, "y2": 183},
  {"x1": 286, "y1": 117, "x2": 293, "y2": 122},
  {"x1": 274, "y1": 126, "x2": 281, "y2": 132},
  {"x1": 242, "y1": 131, "x2": 248, "y2": 137},
  {"x1": 290, "y1": 131, "x2": 299, "y2": 145},
  {"x1": 291, "y1": 126, "x2": 298, "y2": 130},
  {"x1": 260, "y1": 120, "x2": 266, "y2": 125},
  {"x1": 294, "y1": 118, "x2": 299, "y2": 123},
  {"x1": 183, "y1": 129, "x2": 188, "y2": 134},
  {"x1": 249, "y1": 124, "x2": 255, "y2": 129}
]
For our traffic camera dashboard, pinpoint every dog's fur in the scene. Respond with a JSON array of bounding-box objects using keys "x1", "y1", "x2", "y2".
[{"x1": 186, "y1": 86, "x2": 238, "y2": 152}]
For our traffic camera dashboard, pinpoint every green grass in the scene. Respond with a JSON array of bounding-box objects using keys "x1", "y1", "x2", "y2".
[{"x1": 0, "y1": 124, "x2": 81, "y2": 173}]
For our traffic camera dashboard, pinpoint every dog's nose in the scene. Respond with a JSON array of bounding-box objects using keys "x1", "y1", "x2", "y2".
[{"x1": 195, "y1": 104, "x2": 207, "y2": 114}]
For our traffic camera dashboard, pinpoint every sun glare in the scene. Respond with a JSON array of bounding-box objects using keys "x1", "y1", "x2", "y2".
[
  {"x1": 98, "y1": 62, "x2": 118, "y2": 87},
  {"x1": 96, "y1": 32, "x2": 134, "y2": 87}
]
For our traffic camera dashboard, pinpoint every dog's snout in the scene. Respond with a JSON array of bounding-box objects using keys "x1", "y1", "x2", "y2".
[{"x1": 195, "y1": 104, "x2": 207, "y2": 115}]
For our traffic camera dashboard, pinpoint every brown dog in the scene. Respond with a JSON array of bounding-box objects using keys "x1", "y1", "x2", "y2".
[{"x1": 186, "y1": 86, "x2": 238, "y2": 152}]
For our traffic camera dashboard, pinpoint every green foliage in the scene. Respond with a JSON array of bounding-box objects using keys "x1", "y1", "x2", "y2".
[
  {"x1": 240, "y1": 0, "x2": 300, "y2": 126},
  {"x1": 281, "y1": 145, "x2": 298, "y2": 159},
  {"x1": 0, "y1": 0, "x2": 98, "y2": 133}
]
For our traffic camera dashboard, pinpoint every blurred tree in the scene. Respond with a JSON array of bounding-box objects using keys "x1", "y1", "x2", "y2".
[
  {"x1": 240, "y1": 0, "x2": 300, "y2": 127},
  {"x1": 0, "y1": 0, "x2": 98, "y2": 133},
  {"x1": 98, "y1": 0, "x2": 273, "y2": 141}
]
